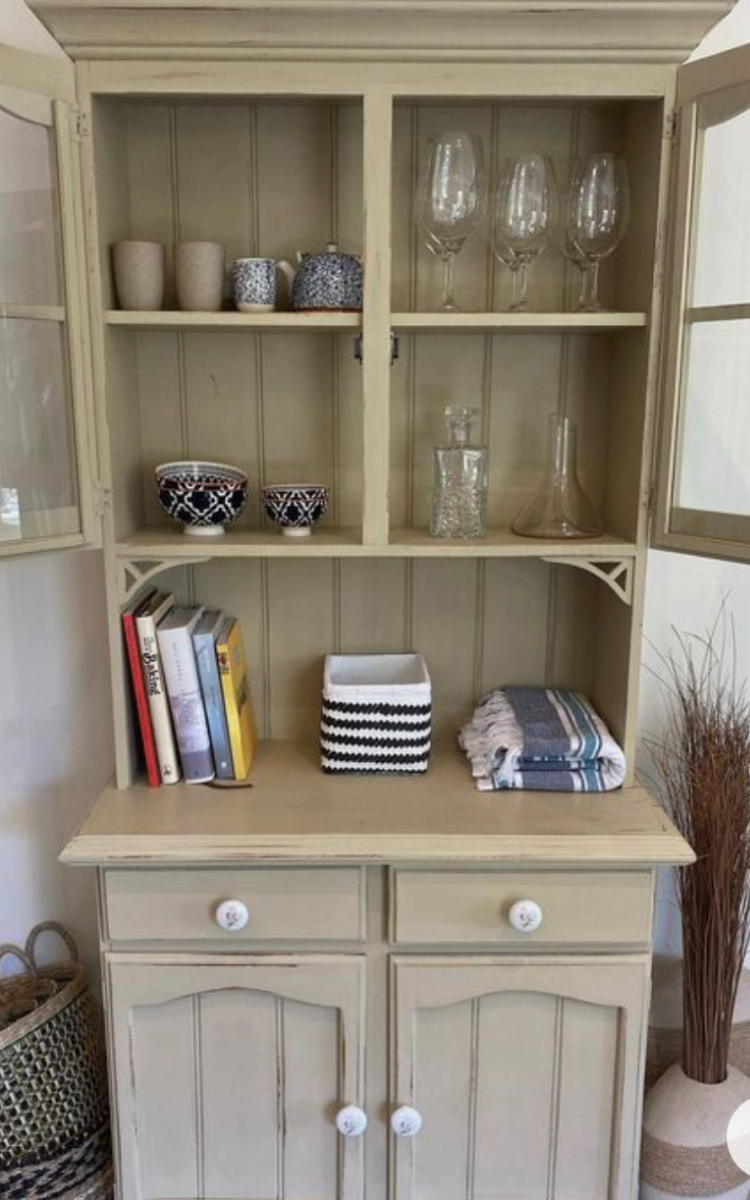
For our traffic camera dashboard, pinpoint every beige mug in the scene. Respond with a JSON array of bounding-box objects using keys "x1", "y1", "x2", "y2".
[
  {"x1": 175, "y1": 241, "x2": 225, "y2": 312},
  {"x1": 112, "y1": 241, "x2": 165, "y2": 311}
]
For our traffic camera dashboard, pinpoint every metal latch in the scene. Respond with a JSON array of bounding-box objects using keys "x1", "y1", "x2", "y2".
[{"x1": 353, "y1": 333, "x2": 400, "y2": 366}]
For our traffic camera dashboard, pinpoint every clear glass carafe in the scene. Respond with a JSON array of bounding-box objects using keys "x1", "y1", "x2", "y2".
[
  {"x1": 512, "y1": 414, "x2": 603, "y2": 538},
  {"x1": 431, "y1": 406, "x2": 488, "y2": 539}
]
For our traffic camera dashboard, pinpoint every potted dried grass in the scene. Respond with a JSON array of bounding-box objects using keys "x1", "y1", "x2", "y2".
[{"x1": 641, "y1": 619, "x2": 750, "y2": 1200}]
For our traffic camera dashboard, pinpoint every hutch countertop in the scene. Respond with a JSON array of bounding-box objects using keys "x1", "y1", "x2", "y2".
[{"x1": 61, "y1": 741, "x2": 694, "y2": 867}]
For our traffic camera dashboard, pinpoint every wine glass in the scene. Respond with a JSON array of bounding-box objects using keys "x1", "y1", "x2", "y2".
[
  {"x1": 566, "y1": 153, "x2": 630, "y2": 312},
  {"x1": 416, "y1": 132, "x2": 487, "y2": 312},
  {"x1": 493, "y1": 154, "x2": 558, "y2": 312}
]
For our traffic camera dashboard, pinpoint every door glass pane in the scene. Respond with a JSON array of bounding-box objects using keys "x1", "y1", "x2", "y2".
[
  {"x1": 692, "y1": 87, "x2": 750, "y2": 308},
  {"x1": 0, "y1": 318, "x2": 79, "y2": 543},
  {"x1": 0, "y1": 105, "x2": 62, "y2": 305},
  {"x1": 676, "y1": 319, "x2": 750, "y2": 515}
]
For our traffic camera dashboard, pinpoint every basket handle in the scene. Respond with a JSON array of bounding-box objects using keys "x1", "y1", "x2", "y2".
[
  {"x1": 25, "y1": 922, "x2": 80, "y2": 969},
  {"x1": 0, "y1": 944, "x2": 38, "y2": 989}
]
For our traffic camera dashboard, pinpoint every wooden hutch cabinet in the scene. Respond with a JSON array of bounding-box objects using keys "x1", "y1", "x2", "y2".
[{"x1": 5, "y1": 1, "x2": 750, "y2": 1198}]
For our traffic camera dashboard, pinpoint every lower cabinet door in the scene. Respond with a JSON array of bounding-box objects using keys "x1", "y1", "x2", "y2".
[
  {"x1": 107, "y1": 954, "x2": 366, "y2": 1200},
  {"x1": 390, "y1": 956, "x2": 650, "y2": 1200}
]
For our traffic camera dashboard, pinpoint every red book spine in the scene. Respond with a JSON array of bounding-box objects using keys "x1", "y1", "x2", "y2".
[{"x1": 122, "y1": 610, "x2": 161, "y2": 788}]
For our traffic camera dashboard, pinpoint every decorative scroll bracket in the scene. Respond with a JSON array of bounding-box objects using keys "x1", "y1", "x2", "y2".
[
  {"x1": 117, "y1": 557, "x2": 210, "y2": 605},
  {"x1": 540, "y1": 556, "x2": 634, "y2": 606}
]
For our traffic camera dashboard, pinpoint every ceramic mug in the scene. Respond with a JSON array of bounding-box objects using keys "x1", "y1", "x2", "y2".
[
  {"x1": 175, "y1": 241, "x2": 225, "y2": 312},
  {"x1": 232, "y1": 257, "x2": 296, "y2": 312},
  {"x1": 112, "y1": 241, "x2": 165, "y2": 311}
]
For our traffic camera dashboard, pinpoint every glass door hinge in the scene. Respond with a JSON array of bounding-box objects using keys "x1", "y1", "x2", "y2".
[
  {"x1": 665, "y1": 110, "x2": 681, "y2": 144},
  {"x1": 70, "y1": 106, "x2": 90, "y2": 141},
  {"x1": 353, "y1": 333, "x2": 400, "y2": 365}
]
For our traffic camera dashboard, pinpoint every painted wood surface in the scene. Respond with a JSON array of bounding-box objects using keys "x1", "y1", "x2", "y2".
[
  {"x1": 105, "y1": 866, "x2": 366, "y2": 942},
  {"x1": 28, "y1": 1, "x2": 735, "y2": 64},
  {"x1": 391, "y1": 868, "x2": 654, "y2": 946},
  {"x1": 108, "y1": 953, "x2": 365, "y2": 1200},
  {"x1": 391, "y1": 955, "x2": 650, "y2": 1200},
  {"x1": 62, "y1": 740, "x2": 693, "y2": 866}
]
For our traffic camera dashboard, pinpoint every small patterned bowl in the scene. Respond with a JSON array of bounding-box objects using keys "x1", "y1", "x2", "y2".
[
  {"x1": 262, "y1": 484, "x2": 329, "y2": 538},
  {"x1": 155, "y1": 460, "x2": 249, "y2": 537}
]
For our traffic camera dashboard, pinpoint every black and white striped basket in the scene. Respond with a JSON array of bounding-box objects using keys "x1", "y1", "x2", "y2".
[{"x1": 321, "y1": 654, "x2": 432, "y2": 774}]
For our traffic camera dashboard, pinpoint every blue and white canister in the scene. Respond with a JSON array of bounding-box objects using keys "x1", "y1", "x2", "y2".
[{"x1": 233, "y1": 257, "x2": 296, "y2": 312}]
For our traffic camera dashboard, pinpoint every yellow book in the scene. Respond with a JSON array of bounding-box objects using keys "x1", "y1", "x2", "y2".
[{"x1": 216, "y1": 617, "x2": 257, "y2": 779}]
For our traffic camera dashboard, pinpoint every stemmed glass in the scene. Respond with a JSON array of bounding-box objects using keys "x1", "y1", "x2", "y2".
[
  {"x1": 493, "y1": 154, "x2": 558, "y2": 312},
  {"x1": 566, "y1": 153, "x2": 630, "y2": 312},
  {"x1": 416, "y1": 132, "x2": 487, "y2": 312}
]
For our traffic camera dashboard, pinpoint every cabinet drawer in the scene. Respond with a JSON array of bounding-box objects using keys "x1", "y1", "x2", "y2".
[
  {"x1": 104, "y1": 867, "x2": 365, "y2": 943},
  {"x1": 391, "y1": 869, "x2": 653, "y2": 946}
]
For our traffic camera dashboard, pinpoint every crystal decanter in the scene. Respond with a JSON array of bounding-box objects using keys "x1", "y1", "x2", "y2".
[{"x1": 431, "y1": 406, "x2": 488, "y2": 539}]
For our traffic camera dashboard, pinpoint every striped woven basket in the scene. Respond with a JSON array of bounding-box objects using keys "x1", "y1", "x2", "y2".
[
  {"x1": 0, "y1": 924, "x2": 113, "y2": 1200},
  {"x1": 321, "y1": 653, "x2": 432, "y2": 774}
]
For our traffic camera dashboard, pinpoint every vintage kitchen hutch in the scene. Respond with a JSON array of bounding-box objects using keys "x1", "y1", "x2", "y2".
[{"x1": 3, "y1": 1, "x2": 750, "y2": 1198}]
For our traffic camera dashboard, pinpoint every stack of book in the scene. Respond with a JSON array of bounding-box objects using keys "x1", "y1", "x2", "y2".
[{"x1": 122, "y1": 591, "x2": 257, "y2": 786}]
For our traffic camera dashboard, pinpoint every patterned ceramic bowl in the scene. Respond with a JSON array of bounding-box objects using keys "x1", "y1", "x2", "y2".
[
  {"x1": 155, "y1": 460, "x2": 249, "y2": 537},
  {"x1": 262, "y1": 484, "x2": 329, "y2": 538}
]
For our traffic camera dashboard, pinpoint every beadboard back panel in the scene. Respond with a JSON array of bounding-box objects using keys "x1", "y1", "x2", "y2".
[
  {"x1": 94, "y1": 100, "x2": 363, "y2": 541},
  {"x1": 114, "y1": 557, "x2": 629, "y2": 784},
  {"x1": 390, "y1": 99, "x2": 664, "y2": 545},
  {"x1": 95, "y1": 99, "x2": 363, "y2": 307},
  {"x1": 90, "y1": 94, "x2": 640, "y2": 787},
  {"x1": 391, "y1": 100, "x2": 662, "y2": 315}
]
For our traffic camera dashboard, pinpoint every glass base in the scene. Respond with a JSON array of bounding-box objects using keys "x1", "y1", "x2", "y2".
[{"x1": 512, "y1": 521, "x2": 602, "y2": 539}]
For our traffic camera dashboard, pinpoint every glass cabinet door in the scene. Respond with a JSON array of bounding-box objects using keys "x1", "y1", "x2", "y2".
[
  {"x1": 0, "y1": 48, "x2": 96, "y2": 555},
  {"x1": 656, "y1": 44, "x2": 750, "y2": 561}
]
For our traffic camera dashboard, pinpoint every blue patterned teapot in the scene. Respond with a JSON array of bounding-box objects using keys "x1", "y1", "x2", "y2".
[{"x1": 291, "y1": 243, "x2": 363, "y2": 312}]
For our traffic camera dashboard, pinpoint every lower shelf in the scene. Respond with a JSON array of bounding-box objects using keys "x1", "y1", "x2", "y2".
[{"x1": 61, "y1": 741, "x2": 692, "y2": 867}]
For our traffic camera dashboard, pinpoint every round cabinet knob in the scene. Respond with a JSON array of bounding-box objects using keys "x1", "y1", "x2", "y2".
[
  {"x1": 508, "y1": 899, "x2": 543, "y2": 933},
  {"x1": 391, "y1": 1105, "x2": 423, "y2": 1138},
  {"x1": 335, "y1": 1105, "x2": 368, "y2": 1137},
  {"x1": 214, "y1": 899, "x2": 250, "y2": 932}
]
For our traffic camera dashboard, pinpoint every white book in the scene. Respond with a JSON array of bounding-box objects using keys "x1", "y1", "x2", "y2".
[
  {"x1": 157, "y1": 605, "x2": 215, "y2": 784},
  {"x1": 135, "y1": 592, "x2": 181, "y2": 785}
]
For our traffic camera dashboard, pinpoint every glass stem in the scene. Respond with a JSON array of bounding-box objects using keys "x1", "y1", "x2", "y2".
[
  {"x1": 515, "y1": 262, "x2": 528, "y2": 312},
  {"x1": 578, "y1": 263, "x2": 594, "y2": 311},
  {"x1": 441, "y1": 254, "x2": 457, "y2": 312},
  {"x1": 589, "y1": 260, "x2": 601, "y2": 311}
]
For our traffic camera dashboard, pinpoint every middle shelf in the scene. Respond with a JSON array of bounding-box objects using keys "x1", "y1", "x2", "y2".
[{"x1": 116, "y1": 527, "x2": 638, "y2": 560}]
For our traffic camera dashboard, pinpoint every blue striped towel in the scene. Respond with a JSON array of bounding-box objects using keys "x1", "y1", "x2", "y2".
[{"x1": 458, "y1": 686, "x2": 626, "y2": 792}]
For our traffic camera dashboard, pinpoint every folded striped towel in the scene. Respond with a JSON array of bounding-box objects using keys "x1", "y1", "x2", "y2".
[{"x1": 459, "y1": 686, "x2": 626, "y2": 792}]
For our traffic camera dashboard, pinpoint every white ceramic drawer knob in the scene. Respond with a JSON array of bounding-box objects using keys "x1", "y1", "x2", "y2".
[
  {"x1": 508, "y1": 899, "x2": 543, "y2": 933},
  {"x1": 391, "y1": 1106, "x2": 423, "y2": 1137},
  {"x1": 336, "y1": 1105, "x2": 368, "y2": 1137},
  {"x1": 214, "y1": 899, "x2": 250, "y2": 931}
]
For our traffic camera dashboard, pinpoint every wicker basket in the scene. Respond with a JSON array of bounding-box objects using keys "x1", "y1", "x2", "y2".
[{"x1": 0, "y1": 923, "x2": 113, "y2": 1200}]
